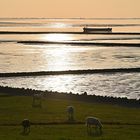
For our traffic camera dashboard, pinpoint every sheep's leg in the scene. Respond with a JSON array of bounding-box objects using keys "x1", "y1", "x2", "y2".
[
  {"x1": 70, "y1": 113, "x2": 72, "y2": 120},
  {"x1": 87, "y1": 125, "x2": 90, "y2": 134},
  {"x1": 70, "y1": 113, "x2": 74, "y2": 121},
  {"x1": 95, "y1": 125, "x2": 98, "y2": 133},
  {"x1": 24, "y1": 127, "x2": 27, "y2": 133},
  {"x1": 89, "y1": 125, "x2": 92, "y2": 135},
  {"x1": 68, "y1": 114, "x2": 70, "y2": 120},
  {"x1": 99, "y1": 126, "x2": 102, "y2": 134},
  {"x1": 28, "y1": 126, "x2": 30, "y2": 133},
  {"x1": 87, "y1": 125, "x2": 88, "y2": 134},
  {"x1": 23, "y1": 127, "x2": 25, "y2": 133}
]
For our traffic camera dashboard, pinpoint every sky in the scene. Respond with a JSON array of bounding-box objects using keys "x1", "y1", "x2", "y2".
[{"x1": 0, "y1": 0, "x2": 140, "y2": 18}]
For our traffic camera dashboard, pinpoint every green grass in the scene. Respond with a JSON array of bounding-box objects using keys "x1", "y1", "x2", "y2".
[
  {"x1": 0, "y1": 94, "x2": 140, "y2": 139},
  {"x1": 0, "y1": 125, "x2": 140, "y2": 140},
  {"x1": 0, "y1": 95, "x2": 140, "y2": 124}
]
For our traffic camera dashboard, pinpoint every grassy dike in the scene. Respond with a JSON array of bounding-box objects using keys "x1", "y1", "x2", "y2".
[{"x1": 0, "y1": 93, "x2": 140, "y2": 140}]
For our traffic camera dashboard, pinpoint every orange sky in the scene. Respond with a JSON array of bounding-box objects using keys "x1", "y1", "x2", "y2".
[{"x1": 0, "y1": 0, "x2": 140, "y2": 18}]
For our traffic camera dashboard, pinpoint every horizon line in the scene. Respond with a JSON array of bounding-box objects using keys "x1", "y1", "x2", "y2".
[{"x1": 0, "y1": 17, "x2": 140, "y2": 20}]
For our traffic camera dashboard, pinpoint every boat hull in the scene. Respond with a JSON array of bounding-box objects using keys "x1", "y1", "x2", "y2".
[{"x1": 83, "y1": 27, "x2": 112, "y2": 33}]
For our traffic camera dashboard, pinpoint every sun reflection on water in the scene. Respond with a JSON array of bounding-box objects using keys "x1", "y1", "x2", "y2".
[
  {"x1": 42, "y1": 34, "x2": 73, "y2": 42},
  {"x1": 49, "y1": 22, "x2": 68, "y2": 28},
  {"x1": 42, "y1": 75, "x2": 75, "y2": 93},
  {"x1": 41, "y1": 33, "x2": 74, "y2": 70},
  {"x1": 44, "y1": 45, "x2": 72, "y2": 71}
]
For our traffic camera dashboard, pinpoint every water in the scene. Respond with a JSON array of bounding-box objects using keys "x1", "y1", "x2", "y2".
[{"x1": 0, "y1": 18, "x2": 140, "y2": 99}]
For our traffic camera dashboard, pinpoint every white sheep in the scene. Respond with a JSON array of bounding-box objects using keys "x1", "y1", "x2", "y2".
[
  {"x1": 32, "y1": 93, "x2": 42, "y2": 108},
  {"x1": 86, "y1": 117, "x2": 103, "y2": 134},
  {"x1": 67, "y1": 106, "x2": 74, "y2": 121}
]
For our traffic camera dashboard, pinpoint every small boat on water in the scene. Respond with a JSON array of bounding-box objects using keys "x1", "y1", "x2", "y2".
[{"x1": 83, "y1": 27, "x2": 112, "y2": 33}]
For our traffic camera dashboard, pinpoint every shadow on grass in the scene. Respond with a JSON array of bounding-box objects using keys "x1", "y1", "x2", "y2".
[
  {"x1": 59, "y1": 137, "x2": 72, "y2": 140},
  {"x1": 87, "y1": 130, "x2": 103, "y2": 137},
  {"x1": 20, "y1": 130, "x2": 30, "y2": 136}
]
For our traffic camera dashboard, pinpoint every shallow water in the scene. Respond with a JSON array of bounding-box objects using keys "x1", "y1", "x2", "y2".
[
  {"x1": 0, "y1": 18, "x2": 140, "y2": 99},
  {"x1": 0, "y1": 43, "x2": 140, "y2": 72},
  {"x1": 0, "y1": 73, "x2": 140, "y2": 99}
]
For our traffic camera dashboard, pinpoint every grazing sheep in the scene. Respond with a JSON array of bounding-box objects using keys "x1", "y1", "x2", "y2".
[
  {"x1": 86, "y1": 117, "x2": 102, "y2": 134},
  {"x1": 22, "y1": 119, "x2": 30, "y2": 134},
  {"x1": 32, "y1": 93, "x2": 42, "y2": 108},
  {"x1": 67, "y1": 106, "x2": 74, "y2": 121}
]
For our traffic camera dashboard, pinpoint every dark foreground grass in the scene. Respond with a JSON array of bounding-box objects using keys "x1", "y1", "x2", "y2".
[
  {"x1": 0, "y1": 94, "x2": 140, "y2": 139},
  {"x1": 0, "y1": 125, "x2": 140, "y2": 140}
]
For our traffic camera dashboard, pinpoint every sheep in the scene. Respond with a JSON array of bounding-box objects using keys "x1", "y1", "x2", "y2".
[
  {"x1": 67, "y1": 106, "x2": 74, "y2": 121},
  {"x1": 32, "y1": 93, "x2": 42, "y2": 108},
  {"x1": 22, "y1": 119, "x2": 30, "y2": 134},
  {"x1": 86, "y1": 117, "x2": 103, "y2": 135}
]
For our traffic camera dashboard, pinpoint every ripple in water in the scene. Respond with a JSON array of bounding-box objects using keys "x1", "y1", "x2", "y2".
[{"x1": 0, "y1": 73, "x2": 140, "y2": 99}]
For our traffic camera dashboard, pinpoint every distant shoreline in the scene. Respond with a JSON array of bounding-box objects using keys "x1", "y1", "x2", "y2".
[
  {"x1": 0, "y1": 17, "x2": 140, "y2": 20},
  {"x1": 1, "y1": 31, "x2": 140, "y2": 35},
  {"x1": 18, "y1": 40, "x2": 140, "y2": 47},
  {"x1": 0, "y1": 68, "x2": 140, "y2": 77}
]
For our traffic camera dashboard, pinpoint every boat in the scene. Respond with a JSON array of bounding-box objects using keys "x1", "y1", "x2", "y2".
[{"x1": 83, "y1": 27, "x2": 112, "y2": 33}]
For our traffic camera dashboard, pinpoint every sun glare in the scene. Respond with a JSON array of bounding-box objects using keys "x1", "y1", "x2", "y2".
[
  {"x1": 49, "y1": 23, "x2": 68, "y2": 28},
  {"x1": 42, "y1": 34, "x2": 73, "y2": 42},
  {"x1": 42, "y1": 45, "x2": 73, "y2": 71}
]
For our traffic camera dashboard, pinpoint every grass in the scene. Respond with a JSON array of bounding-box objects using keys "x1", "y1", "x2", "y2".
[
  {"x1": 0, "y1": 94, "x2": 140, "y2": 139},
  {"x1": 0, "y1": 125, "x2": 140, "y2": 140}
]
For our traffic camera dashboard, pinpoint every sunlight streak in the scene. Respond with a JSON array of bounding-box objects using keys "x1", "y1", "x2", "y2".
[
  {"x1": 47, "y1": 46, "x2": 72, "y2": 70},
  {"x1": 49, "y1": 22, "x2": 68, "y2": 28},
  {"x1": 42, "y1": 34, "x2": 73, "y2": 42}
]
